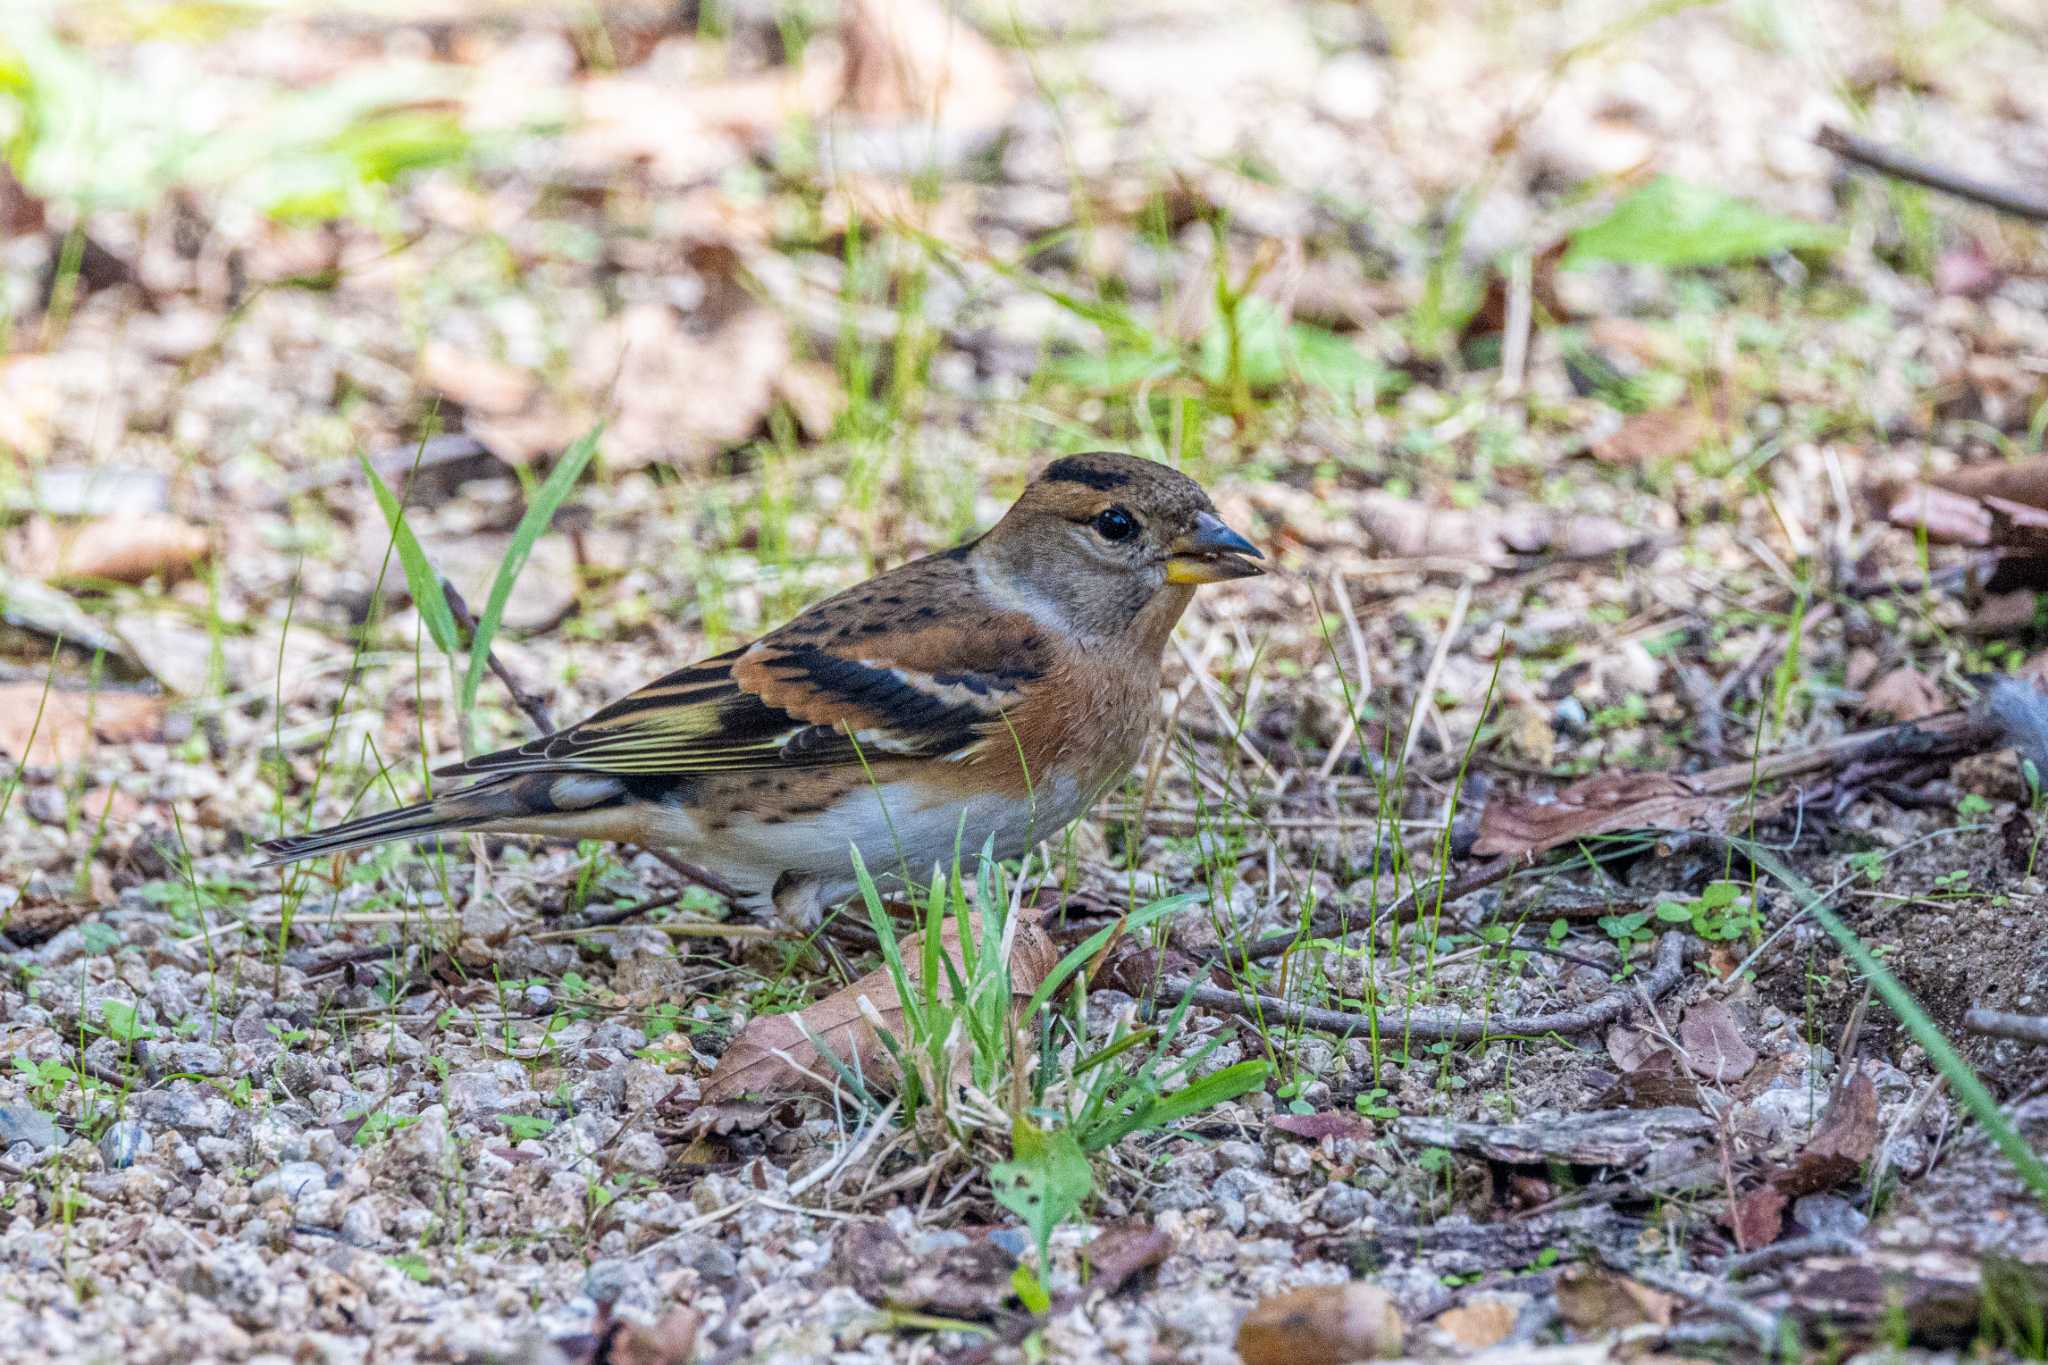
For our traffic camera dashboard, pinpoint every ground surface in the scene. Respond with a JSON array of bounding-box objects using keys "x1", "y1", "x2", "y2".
[{"x1": 5, "y1": 0, "x2": 2048, "y2": 1361}]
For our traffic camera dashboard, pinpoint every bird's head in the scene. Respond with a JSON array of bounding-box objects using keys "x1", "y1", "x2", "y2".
[{"x1": 976, "y1": 452, "x2": 1263, "y2": 647}]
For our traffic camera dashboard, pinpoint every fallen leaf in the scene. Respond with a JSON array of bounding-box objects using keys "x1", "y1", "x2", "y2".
[
  {"x1": 1677, "y1": 1000, "x2": 1758, "y2": 1081},
  {"x1": 1081, "y1": 1221, "x2": 1172, "y2": 1298},
  {"x1": 1884, "y1": 482, "x2": 1992, "y2": 546},
  {"x1": 419, "y1": 339, "x2": 538, "y2": 416},
  {"x1": 840, "y1": 0, "x2": 1017, "y2": 130},
  {"x1": 1271, "y1": 1112, "x2": 1377, "y2": 1143},
  {"x1": 0, "y1": 161, "x2": 44, "y2": 236},
  {"x1": 1591, "y1": 406, "x2": 1713, "y2": 465},
  {"x1": 575, "y1": 293, "x2": 789, "y2": 471},
  {"x1": 0, "y1": 892, "x2": 91, "y2": 946},
  {"x1": 10, "y1": 515, "x2": 210, "y2": 585},
  {"x1": 1432, "y1": 1297, "x2": 1519, "y2": 1351},
  {"x1": 0, "y1": 685, "x2": 162, "y2": 767},
  {"x1": 1860, "y1": 666, "x2": 1944, "y2": 722},
  {"x1": 773, "y1": 360, "x2": 847, "y2": 441},
  {"x1": 1729, "y1": 1183, "x2": 1789, "y2": 1250},
  {"x1": 1555, "y1": 1266, "x2": 1676, "y2": 1333},
  {"x1": 1604, "y1": 1024, "x2": 1664, "y2": 1074},
  {"x1": 1724, "y1": 1070, "x2": 1882, "y2": 1250},
  {"x1": 1472, "y1": 771, "x2": 1751, "y2": 858},
  {"x1": 1925, "y1": 456, "x2": 2048, "y2": 509},
  {"x1": 701, "y1": 909, "x2": 1058, "y2": 1102},
  {"x1": 1237, "y1": 1282, "x2": 1404, "y2": 1365},
  {"x1": 1935, "y1": 238, "x2": 2004, "y2": 299},
  {"x1": 602, "y1": 1306, "x2": 704, "y2": 1365},
  {"x1": 569, "y1": 75, "x2": 748, "y2": 185},
  {"x1": 1966, "y1": 590, "x2": 2036, "y2": 637},
  {"x1": 1593, "y1": 1048, "x2": 1706, "y2": 1111},
  {"x1": 1779, "y1": 1070, "x2": 1880, "y2": 1195},
  {"x1": 833, "y1": 1219, "x2": 1016, "y2": 1318}
]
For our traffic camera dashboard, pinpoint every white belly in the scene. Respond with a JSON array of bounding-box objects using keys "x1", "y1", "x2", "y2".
[{"x1": 737, "y1": 774, "x2": 1088, "y2": 899}]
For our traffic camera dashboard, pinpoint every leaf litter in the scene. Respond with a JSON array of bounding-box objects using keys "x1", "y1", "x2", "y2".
[{"x1": 4, "y1": 0, "x2": 2048, "y2": 1360}]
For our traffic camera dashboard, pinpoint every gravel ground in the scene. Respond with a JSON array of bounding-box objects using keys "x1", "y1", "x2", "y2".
[{"x1": 5, "y1": 0, "x2": 2048, "y2": 1360}]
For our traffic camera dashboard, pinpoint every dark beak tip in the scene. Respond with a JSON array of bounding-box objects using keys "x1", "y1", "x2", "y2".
[{"x1": 1193, "y1": 511, "x2": 1264, "y2": 560}]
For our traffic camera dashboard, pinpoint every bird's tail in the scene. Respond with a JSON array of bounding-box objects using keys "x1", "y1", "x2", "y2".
[{"x1": 255, "y1": 773, "x2": 621, "y2": 867}]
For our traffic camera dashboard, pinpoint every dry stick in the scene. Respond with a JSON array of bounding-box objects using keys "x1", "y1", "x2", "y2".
[
  {"x1": 1817, "y1": 123, "x2": 2048, "y2": 223},
  {"x1": 1257, "y1": 711, "x2": 1995, "y2": 972},
  {"x1": 1596, "y1": 1247, "x2": 1785, "y2": 1352},
  {"x1": 1316, "y1": 568, "x2": 1374, "y2": 781},
  {"x1": 1401, "y1": 573, "x2": 1475, "y2": 770},
  {"x1": 1169, "y1": 927, "x2": 1686, "y2": 1044},
  {"x1": 1962, "y1": 1007, "x2": 2048, "y2": 1048},
  {"x1": 441, "y1": 578, "x2": 554, "y2": 736}
]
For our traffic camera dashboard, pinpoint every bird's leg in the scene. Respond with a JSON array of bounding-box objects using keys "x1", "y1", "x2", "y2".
[{"x1": 639, "y1": 847, "x2": 745, "y2": 904}]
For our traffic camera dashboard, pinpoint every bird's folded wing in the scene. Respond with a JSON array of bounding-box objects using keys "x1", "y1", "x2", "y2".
[{"x1": 437, "y1": 621, "x2": 1049, "y2": 779}]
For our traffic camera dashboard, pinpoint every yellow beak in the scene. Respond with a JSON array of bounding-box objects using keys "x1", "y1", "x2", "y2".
[{"x1": 1164, "y1": 511, "x2": 1265, "y2": 585}]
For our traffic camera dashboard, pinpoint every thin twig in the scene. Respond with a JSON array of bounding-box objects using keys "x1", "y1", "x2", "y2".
[
  {"x1": 1401, "y1": 574, "x2": 1475, "y2": 771},
  {"x1": 1817, "y1": 123, "x2": 2048, "y2": 223},
  {"x1": 441, "y1": 578, "x2": 555, "y2": 735},
  {"x1": 1597, "y1": 1249, "x2": 1786, "y2": 1351},
  {"x1": 1717, "y1": 1232, "x2": 1863, "y2": 1279},
  {"x1": 1963, "y1": 1007, "x2": 2048, "y2": 1048},
  {"x1": 1169, "y1": 928, "x2": 1687, "y2": 1043}
]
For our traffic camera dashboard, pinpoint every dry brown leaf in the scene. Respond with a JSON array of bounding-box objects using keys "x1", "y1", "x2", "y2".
[
  {"x1": 1782, "y1": 1070, "x2": 1880, "y2": 1193},
  {"x1": 1724, "y1": 1070, "x2": 1881, "y2": 1249},
  {"x1": 1884, "y1": 482, "x2": 1992, "y2": 546},
  {"x1": 419, "y1": 339, "x2": 538, "y2": 417},
  {"x1": 1081, "y1": 1222, "x2": 1172, "y2": 1299},
  {"x1": 1594, "y1": 1048, "x2": 1707, "y2": 1111},
  {"x1": 0, "y1": 685, "x2": 162, "y2": 767},
  {"x1": 601, "y1": 1306, "x2": 704, "y2": 1365},
  {"x1": 1591, "y1": 406, "x2": 1713, "y2": 465},
  {"x1": 685, "y1": 56, "x2": 844, "y2": 148},
  {"x1": 1677, "y1": 999, "x2": 1758, "y2": 1081},
  {"x1": 1604, "y1": 1024, "x2": 1663, "y2": 1074},
  {"x1": 1932, "y1": 455, "x2": 2048, "y2": 510},
  {"x1": 840, "y1": 0, "x2": 1017, "y2": 129},
  {"x1": 1270, "y1": 1111, "x2": 1377, "y2": 1143},
  {"x1": 700, "y1": 909, "x2": 1057, "y2": 1102},
  {"x1": 1966, "y1": 590, "x2": 2036, "y2": 636},
  {"x1": 1935, "y1": 238, "x2": 2004, "y2": 300},
  {"x1": 1860, "y1": 666, "x2": 1946, "y2": 722},
  {"x1": 1555, "y1": 1267, "x2": 1677, "y2": 1334},
  {"x1": 1237, "y1": 1282, "x2": 1404, "y2": 1365},
  {"x1": 569, "y1": 76, "x2": 747, "y2": 185},
  {"x1": 1432, "y1": 1297, "x2": 1519, "y2": 1351},
  {"x1": 1728, "y1": 1183, "x2": 1790, "y2": 1251},
  {"x1": 10, "y1": 515, "x2": 210, "y2": 585},
  {"x1": 575, "y1": 294, "x2": 789, "y2": 471},
  {"x1": 833, "y1": 1219, "x2": 1016, "y2": 1318},
  {"x1": 1472, "y1": 771, "x2": 1743, "y2": 858},
  {"x1": 773, "y1": 360, "x2": 848, "y2": 441}
]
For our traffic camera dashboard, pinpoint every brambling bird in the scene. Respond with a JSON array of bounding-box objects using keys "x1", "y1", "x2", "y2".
[{"x1": 259, "y1": 452, "x2": 1263, "y2": 929}]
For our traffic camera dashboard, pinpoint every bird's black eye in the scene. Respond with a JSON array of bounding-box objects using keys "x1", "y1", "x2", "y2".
[{"x1": 1092, "y1": 506, "x2": 1138, "y2": 542}]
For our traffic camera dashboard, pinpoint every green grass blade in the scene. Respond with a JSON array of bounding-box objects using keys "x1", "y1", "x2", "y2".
[
  {"x1": 1022, "y1": 892, "x2": 1200, "y2": 1020},
  {"x1": 1738, "y1": 837, "x2": 2048, "y2": 1204},
  {"x1": 1141, "y1": 1058, "x2": 1270, "y2": 1128},
  {"x1": 460, "y1": 423, "x2": 601, "y2": 711},
  {"x1": 358, "y1": 451, "x2": 460, "y2": 658}
]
